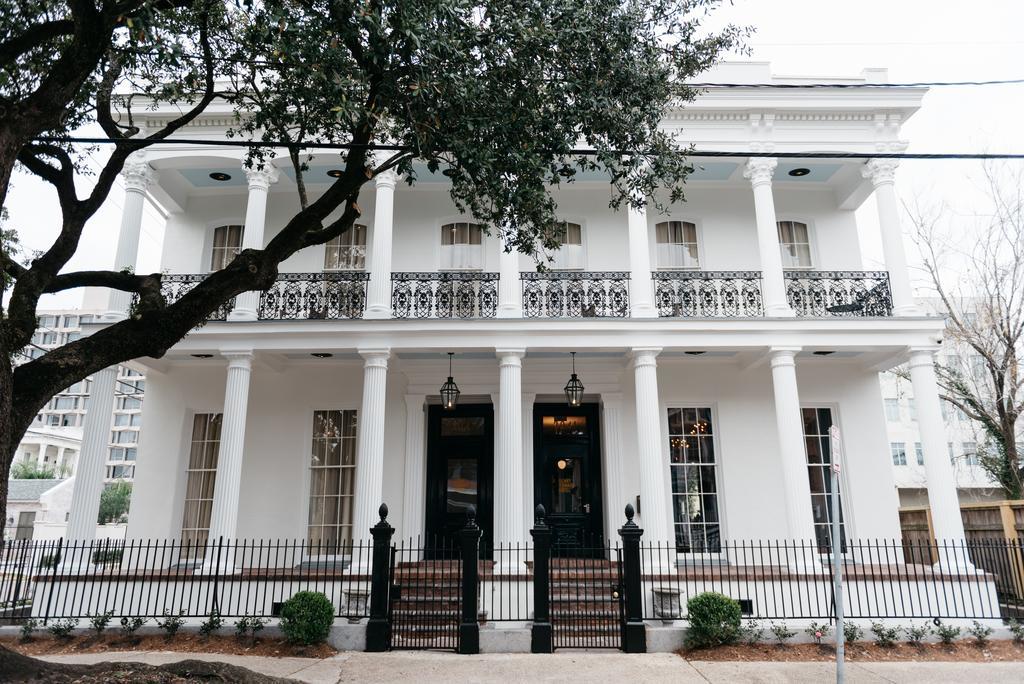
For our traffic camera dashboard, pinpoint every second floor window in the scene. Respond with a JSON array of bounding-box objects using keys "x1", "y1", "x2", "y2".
[
  {"x1": 549, "y1": 221, "x2": 584, "y2": 270},
  {"x1": 324, "y1": 224, "x2": 367, "y2": 271},
  {"x1": 210, "y1": 225, "x2": 244, "y2": 271},
  {"x1": 883, "y1": 398, "x2": 900, "y2": 422},
  {"x1": 441, "y1": 222, "x2": 484, "y2": 270},
  {"x1": 656, "y1": 221, "x2": 700, "y2": 269},
  {"x1": 777, "y1": 220, "x2": 812, "y2": 269},
  {"x1": 890, "y1": 442, "x2": 907, "y2": 466}
]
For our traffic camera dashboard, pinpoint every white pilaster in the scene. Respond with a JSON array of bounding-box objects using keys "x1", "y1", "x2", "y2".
[
  {"x1": 65, "y1": 366, "x2": 117, "y2": 540},
  {"x1": 768, "y1": 348, "x2": 817, "y2": 543},
  {"x1": 630, "y1": 348, "x2": 672, "y2": 547},
  {"x1": 627, "y1": 204, "x2": 657, "y2": 317},
  {"x1": 494, "y1": 349, "x2": 526, "y2": 572},
  {"x1": 401, "y1": 394, "x2": 426, "y2": 540},
  {"x1": 364, "y1": 171, "x2": 398, "y2": 318},
  {"x1": 600, "y1": 393, "x2": 628, "y2": 539},
  {"x1": 206, "y1": 351, "x2": 254, "y2": 549},
  {"x1": 105, "y1": 153, "x2": 156, "y2": 321},
  {"x1": 229, "y1": 165, "x2": 280, "y2": 321},
  {"x1": 497, "y1": 239, "x2": 522, "y2": 318},
  {"x1": 862, "y1": 159, "x2": 917, "y2": 315},
  {"x1": 352, "y1": 349, "x2": 390, "y2": 550},
  {"x1": 521, "y1": 393, "x2": 536, "y2": 540},
  {"x1": 744, "y1": 158, "x2": 794, "y2": 317}
]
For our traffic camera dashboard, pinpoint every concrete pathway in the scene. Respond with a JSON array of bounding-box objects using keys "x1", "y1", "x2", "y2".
[{"x1": 38, "y1": 650, "x2": 1024, "y2": 683}]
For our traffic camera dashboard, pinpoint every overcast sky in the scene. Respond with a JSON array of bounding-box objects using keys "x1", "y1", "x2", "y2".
[{"x1": 6, "y1": 0, "x2": 1023, "y2": 310}]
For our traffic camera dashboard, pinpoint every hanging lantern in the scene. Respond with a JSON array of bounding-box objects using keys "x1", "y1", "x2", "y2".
[
  {"x1": 440, "y1": 352, "x2": 460, "y2": 410},
  {"x1": 563, "y1": 351, "x2": 584, "y2": 407}
]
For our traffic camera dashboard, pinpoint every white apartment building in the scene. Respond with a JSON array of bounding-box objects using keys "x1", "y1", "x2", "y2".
[{"x1": 58, "y1": 61, "x2": 975, "y2": 563}]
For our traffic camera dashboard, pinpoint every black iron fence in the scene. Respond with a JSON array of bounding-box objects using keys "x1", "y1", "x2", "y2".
[
  {"x1": 521, "y1": 271, "x2": 630, "y2": 318},
  {"x1": 391, "y1": 272, "x2": 499, "y2": 319},
  {"x1": 784, "y1": 270, "x2": 893, "y2": 317},
  {"x1": 653, "y1": 271, "x2": 763, "y2": 318},
  {"x1": 157, "y1": 274, "x2": 234, "y2": 321},
  {"x1": 257, "y1": 272, "x2": 368, "y2": 320}
]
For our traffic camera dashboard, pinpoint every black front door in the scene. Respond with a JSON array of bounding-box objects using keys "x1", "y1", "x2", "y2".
[
  {"x1": 425, "y1": 403, "x2": 493, "y2": 558},
  {"x1": 533, "y1": 403, "x2": 604, "y2": 554}
]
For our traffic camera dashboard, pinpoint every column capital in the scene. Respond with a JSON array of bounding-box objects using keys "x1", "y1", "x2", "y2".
[
  {"x1": 861, "y1": 158, "x2": 899, "y2": 187},
  {"x1": 630, "y1": 347, "x2": 661, "y2": 367},
  {"x1": 768, "y1": 346, "x2": 801, "y2": 367},
  {"x1": 244, "y1": 164, "x2": 280, "y2": 191},
  {"x1": 359, "y1": 348, "x2": 391, "y2": 367},
  {"x1": 907, "y1": 347, "x2": 939, "y2": 367},
  {"x1": 496, "y1": 348, "x2": 526, "y2": 364},
  {"x1": 404, "y1": 393, "x2": 425, "y2": 409},
  {"x1": 600, "y1": 392, "x2": 625, "y2": 409},
  {"x1": 743, "y1": 157, "x2": 777, "y2": 186},
  {"x1": 121, "y1": 152, "x2": 157, "y2": 193},
  {"x1": 375, "y1": 169, "x2": 399, "y2": 189},
  {"x1": 221, "y1": 350, "x2": 254, "y2": 368}
]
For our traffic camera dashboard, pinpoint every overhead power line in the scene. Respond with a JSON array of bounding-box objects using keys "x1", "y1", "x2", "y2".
[{"x1": 689, "y1": 79, "x2": 1024, "y2": 88}]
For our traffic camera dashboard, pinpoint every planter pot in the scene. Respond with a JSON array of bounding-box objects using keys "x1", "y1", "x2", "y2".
[
  {"x1": 652, "y1": 588, "x2": 682, "y2": 623},
  {"x1": 344, "y1": 589, "x2": 370, "y2": 624}
]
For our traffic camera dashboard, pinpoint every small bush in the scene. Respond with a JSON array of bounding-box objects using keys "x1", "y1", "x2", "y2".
[
  {"x1": 740, "y1": 619, "x2": 763, "y2": 646},
  {"x1": 38, "y1": 552, "x2": 61, "y2": 569},
  {"x1": 905, "y1": 623, "x2": 931, "y2": 645},
  {"x1": 968, "y1": 620, "x2": 993, "y2": 647},
  {"x1": 279, "y1": 591, "x2": 335, "y2": 645},
  {"x1": 843, "y1": 622, "x2": 863, "y2": 643},
  {"x1": 684, "y1": 592, "x2": 742, "y2": 648},
  {"x1": 199, "y1": 611, "x2": 224, "y2": 637},
  {"x1": 19, "y1": 619, "x2": 40, "y2": 641},
  {"x1": 1008, "y1": 618, "x2": 1024, "y2": 645},
  {"x1": 47, "y1": 618, "x2": 78, "y2": 640},
  {"x1": 235, "y1": 616, "x2": 267, "y2": 641},
  {"x1": 157, "y1": 611, "x2": 185, "y2": 638},
  {"x1": 91, "y1": 548, "x2": 124, "y2": 565},
  {"x1": 870, "y1": 621, "x2": 901, "y2": 648},
  {"x1": 769, "y1": 622, "x2": 795, "y2": 644},
  {"x1": 89, "y1": 611, "x2": 114, "y2": 636},
  {"x1": 935, "y1": 622, "x2": 961, "y2": 645},
  {"x1": 805, "y1": 621, "x2": 831, "y2": 645},
  {"x1": 120, "y1": 616, "x2": 147, "y2": 637}
]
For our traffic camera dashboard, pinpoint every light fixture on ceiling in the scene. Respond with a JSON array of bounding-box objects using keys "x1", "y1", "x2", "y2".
[
  {"x1": 326, "y1": 169, "x2": 344, "y2": 178},
  {"x1": 788, "y1": 168, "x2": 811, "y2": 177},
  {"x1": 557, "y1": 459, "x2": 568, "y2": 470},
  {"x1": 564, "y1": 351, "x2": 584, "y2": 407},
  {"x1": 190, "y1": 353, "x2": 214, "y2": 359},
  {"x1": 208, "y1": 172, "x2": 232, "y2": 182},
  {"x1": 311, "y1": 352, "x2": 333, "y2": 358},
  {"x1": 440, "y1": 352, "x2": 460, "y2": 411},
  {"x1": 685, "y1": 350, "x2": 706, "y2": 356},
  {"x1": 813, "y1": 350, "x2": 836, "y2": 356}
]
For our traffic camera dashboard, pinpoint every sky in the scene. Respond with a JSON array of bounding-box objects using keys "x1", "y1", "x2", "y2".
[{"x1": 5, "y1": 0, "x2": 1024, "y2": 309}]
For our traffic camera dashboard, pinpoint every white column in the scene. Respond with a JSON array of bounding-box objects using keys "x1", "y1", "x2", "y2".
[
  {"x1": 229, "y1": 165, "x2": 280, "y2": 321},
  {"x1": 627, "y1": 204, "x2": 657, "y2": 317},
  {"x1": 862, "y1": 159, "x2": 917, "y2": 315},
  {"x1": 401, "y1": 394, "x2": 427, "y2": 540},
  {"x1": 630, "y1": 348, "x2": 672, "y2": 547},
  {"x1": 352, "y1": 349, "x2": 390, "y2": 550},
  {"x1": 744, "y1": 158, "x2": 794, "y2": 317},
  {"x1": 600, "y1": 393, "x2": 628, "y2": 539},
  {"x1": 521, "y1": 393, "x2": 536, "y2": 541},
  {"x1": 768, "y1": 348, "x2": 817, "y2": 543},
  {"x1": 364, "y1": 171, "x2": 398, "y2": 318},
  {"x1": 495, "y1": 349, "x2": 526, "y2": 572},
  {"x1": 206, "y1": 351, "x2": 254, "y2": 549},
  {"x1": 105, "y1": 152, "x2": 157, "y2": 320},
  {"x1": 65, "y1": 367, "x2": 117, "y2": 540},
  {"x1": 497, "y1": 239, "x2": 522, "y2": 318}
]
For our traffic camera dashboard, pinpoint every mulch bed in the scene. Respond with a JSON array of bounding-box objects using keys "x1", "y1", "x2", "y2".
[
  {"x1": 1, "y1": 633, "x2": 336, "y2": 659},
  {"x1": 680, "y1": 640, "x2": 1024, "y2": 662}
]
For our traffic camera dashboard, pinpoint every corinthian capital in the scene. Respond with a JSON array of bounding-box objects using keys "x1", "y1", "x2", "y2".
[
  {"x1": 121, "y1": 152, "x2": 157, "y2": 193},
  {"x1": 244, "y1": 164, "x2": 280, "y2": 190},
  {"x1": 861, "y1": 158, "x2": 899, "y2": 187},
  {"x1": 374, "y1": 169, "x2": 399, "y2": 189},
  {"x1": 742, "y1": 157, "x2": 777, "y2": 186}
]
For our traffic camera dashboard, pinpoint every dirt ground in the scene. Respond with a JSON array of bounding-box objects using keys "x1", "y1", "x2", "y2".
[
  {"x1": 680, "y1": 639, "x2": 1024, "y2": 662},
  {"x1": 1, "y1": 633, "x2": 335, "y2": 659}
]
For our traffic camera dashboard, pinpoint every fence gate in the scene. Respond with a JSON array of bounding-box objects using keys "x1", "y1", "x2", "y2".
[
  {"x1": 387, "y1": 539, "x2": 462, "y2": 651},
  {"x1": 550, "y1": 541, "x2": 624, "y2": 649}
]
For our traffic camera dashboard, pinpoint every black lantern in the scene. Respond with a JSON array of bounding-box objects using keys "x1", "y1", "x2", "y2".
[
  {"x1": 440, "y1": 352, "x2": 460, "y2": 410},
  {"x1": 564, "y1": 351, "x2": 584, "y2": 407}
]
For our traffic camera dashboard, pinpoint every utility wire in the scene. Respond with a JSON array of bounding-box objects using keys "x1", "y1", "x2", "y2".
[{"x1": 688, "y1": 79, "x2": 1024, "y2": 88}]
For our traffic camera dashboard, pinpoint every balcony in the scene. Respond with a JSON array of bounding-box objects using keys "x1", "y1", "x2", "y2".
[
  {"x1": 784, "y1": 271, "x2": 893, "y2": 317},
  {"x1": 391, "y1": 272, "x2": 499, "y2": 319},
  {"x1": 521, "y1": 271, "x2": 630, "y2": 318},
  {"x1": 653, "y1": 271, "x2": 763, "y2": 318}
]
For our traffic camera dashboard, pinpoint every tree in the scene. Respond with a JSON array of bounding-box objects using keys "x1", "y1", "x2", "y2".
[
  {"x1": 98, "y1": 481, "x2": 132, "y2": 523},
  {"x1": 10, "y1": 460, "x2": 67, "y2": 479},
  {"x1": 0, "y1": 0, "x2": 744, "y2": 538},
  {"x1": 906, "y1": 164, "x2": 1024, "y2": 497}
]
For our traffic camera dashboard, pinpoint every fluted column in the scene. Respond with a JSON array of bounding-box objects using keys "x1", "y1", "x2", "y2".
[
  {"x1": 862, "y1": 159, "x2": 917, "y2": 315},
  {"x1": 497, "y1": 239, "x2": 522, "y2": 318},
  {"x1": 768, "y1": 348, "x2": 817, "y2": 543},
  {"x1": 365, "y1": 171, "x2": 398, "y2": 318},
  {"x1": 744, "y1": 158, "x2": 793, "y2": 316},
  {"x1": 600, "y1": 393, "x2": 627, "y2": 540},
  {"x1": 630, "y1": 348, "x2": 672, "y2": 547},
  {"x1": 206, "y1": 352, "x2": 254, "y2": 552},
  {"x1": 521, "y1": 393, "x2": 536, "y2": 541},
  {"x1": 229, "y1": 165, "x2": 280, "y2": 321},
  {"x1": 352, "y1": 349, "x2": 390, "y2": 552},
  {"x1": 495, "y1": 349, "x2": 526, "y2": 572},
  {"x1": 627, "y1": 204, "x2": 656, "y2": 317},
  {"x1": 106, "y1": 152, "x2": 157, "y2": 320},
  {"x1": 401, "y1": 394, "x2": 427, "y2": 540},
  {"x1": 65, "y1": 366, "x2": 118, "y2": 541}
]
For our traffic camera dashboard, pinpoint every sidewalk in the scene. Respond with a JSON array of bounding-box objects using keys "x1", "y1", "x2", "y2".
[{"x1": 38, "y1": 650, "x2": 1024, "y2": 683}]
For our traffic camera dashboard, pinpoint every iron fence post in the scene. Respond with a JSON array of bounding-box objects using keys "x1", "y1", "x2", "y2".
[
  {"x1": 618, "y1": 504, "x2": 646, "y2": 653},
  {"x1": 458, "y1": 505, "x2": 482, "y2": 654},
  {"x1": 366, "y1": 503, "x2": 395, "y2": 652},
  {"x1": 530, "y1": 504, "x2": 553, "y2": 653}
]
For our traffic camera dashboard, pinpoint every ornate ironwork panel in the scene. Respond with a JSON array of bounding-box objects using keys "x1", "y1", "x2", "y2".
[
  {"x1": 157, "y1": 274, "x2": 233, "y2": 321},
  {"x1": 257, "y1": 272, "x2": 368, "y2": 320},
  {"x1": 784, "y1": 270, "x2": 893, "y2": 317},
  {"x1": 652, "y1": 271, "x2": 763, "y2": 317},
  {"x1": 391, "y1": 272, "x2": 499, "y2": 319},
  {"x1": 521, "y1": 271, "x2": 630, "y2": 318}
]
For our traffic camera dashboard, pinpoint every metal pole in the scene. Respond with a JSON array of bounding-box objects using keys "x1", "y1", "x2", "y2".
[{"x1": 830, "y1": 424, "x2": 844, "y2": 684}]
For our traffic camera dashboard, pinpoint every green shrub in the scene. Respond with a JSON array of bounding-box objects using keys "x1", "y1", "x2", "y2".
[
  {"x1": 740, "y1": 619, "x2": 763, "y2": 646},
  {"x1": 1008, "y1": 618, "x2": 1024, "y2": 645},
  {"x1": 843, "y1": 622, "x2": 863, "y2": 643},
  {"x1": 769, "y1": 622, "x2": 795, "y2": 644},
  {"x1": 120, "y1": 616, "x2": 147, "y2": 637},
  {"x1": 279, "y1": 591, "x2": 335, "y2": 645},
  {"x1": 968, "y1": 620, "x2": 993, "y2": 646},
  {"x1": 91, "y1": 548, "x2": 124, "y2": 565},
  {"x1": 157, "y1": 610, "x2": 185, "y2": 638},
  {"x1": 805, "y1": 621, "x2": 831, "y2": 645},
  {"x1": 19, "y1": 619, "x2": 40, "y2": 641},
  {"x1": 235, "y1": 616, "x2": 267, "y2": 641},
  {"x1": 38, "y1": 552, "x2": 61, "y2": 569},
  {"x1": 684, "y1": 592, "x2": 741, "y2": 648},
  {"x1": 47, "y1": 617, "x2": 78, "y2": 640},
  {"x1": 935, "y1": 622, "x2": 961, "y2": 645},
  {"x1": 905, "y1": 623, "x2": 931, "y2": 645},
  {"x1": 870, "y1": 621, "x2": 901, "y2": 648},
  {"x1": 89, "y1": 611, "x2": 114, "y2": 636},
  {"x1": 199, "y1": 611, "x2": 224, "y2": 637}
]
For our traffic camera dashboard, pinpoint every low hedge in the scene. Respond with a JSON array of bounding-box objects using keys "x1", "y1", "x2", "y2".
[{"x1": 279, "y1": 591, "x2": 334, "y2": 645}]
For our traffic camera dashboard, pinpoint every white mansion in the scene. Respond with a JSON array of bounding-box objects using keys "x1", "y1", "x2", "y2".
[{"x1": 64, "y1": 62, "x2": 970, "y2": 563}]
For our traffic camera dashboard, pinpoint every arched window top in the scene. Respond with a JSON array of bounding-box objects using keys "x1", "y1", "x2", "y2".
[
  {"x1": 210, "y1": 225, "x2": 243, "y2": 271},
  {"x1": 324, "y1": 223, "x2": 368, "y2": 270},
  {"x1": 776, "y1": 220, "x2": 812, "y2": 269},
  {"x1": 655, "y1": 221, "x2": 699, "y2": 269}
]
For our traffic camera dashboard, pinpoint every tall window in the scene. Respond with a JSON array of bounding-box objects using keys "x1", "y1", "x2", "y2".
[
  {"x1": 180, "y1": 413, "x2": 222, "y2": 552},
  {"x1": 324, "y1": 224, "x2": 368, "y2": 270},
  {"x1": 667, "y1": 407, "x2": 720, "y2": 553},
  {"x1": 777, "y1": 221, "x2": 812, "y2": 269},
  {"x1": 962, "y1": 441, "x2": 978, "y2": 465},
  {"x1": 907, "y1": 398, "x2": 917, "y2": 421},
  {"x1": 655, "y1": 221, "x2": 700, "y2": 269},
  {"x1": 890, "y1": 442, "x2": 907, "y2": 466},
  {"x1": 210, "y1": 225, "x2": 244, "y2": 271},
  {"x1": 440, "y1": 222, "x2": 484, "y2": 270},
  {"x1": 915, "y1": 442, "x2": 924, "y2": 466},
  {"x1": 883, "y1": 399, "x2": 900, "y2": 422},
  {"x1": 307, "y1": 410, "x2": 358, "y2": 551},
  {"x1": 803, "y1": 407, "x2": 846, "y2": 550},
  {"x1": 549, "y1": 221, "x2": 584, "y2": 270}
]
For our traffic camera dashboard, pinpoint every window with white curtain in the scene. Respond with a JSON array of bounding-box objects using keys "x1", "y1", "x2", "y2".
[
  {"x1": 440, "y1": 222, "x2": 484, "y2": 270},
  {"x1": 181, "y1": 413, "x2": 222, "y2": 554},
  {"x1": 548, "y1": 221, "x2": 584, "y2": 270},
  {"x1": 655, "y1": 221, "x2": 700, "y2": 269},
  {"x1": 324, "y1": 224, "x2": 368, "y2": 270},
  {"x1": 777, "y1": 221, "x2": 812, "y2": 269},
  {"x1": 210, "y1": 225, "x2": 244, "y2": 271},
  {"x1": 307, "y1": 410, "x2": 358, "y2": 552}
]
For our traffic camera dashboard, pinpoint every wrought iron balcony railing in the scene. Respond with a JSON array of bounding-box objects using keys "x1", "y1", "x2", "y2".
[
  {"x1": 391, "y1": 272, "x2": 499, "y2": 318},
  {"x1": 784, "y1": 270, "x2": 893, "y2": 317},
  {"x1": 653, "y1": 271, "x2": 763, "y2": 318},
  {"x1": 521, "y1": 271, "x2": 630, "y2": 318},
  {"x1": 257, "y1": 272, "x2": 369, "y2": 320},
  {"x1": 158, "y1": 274, "x2": 233, "y2": 321}
]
